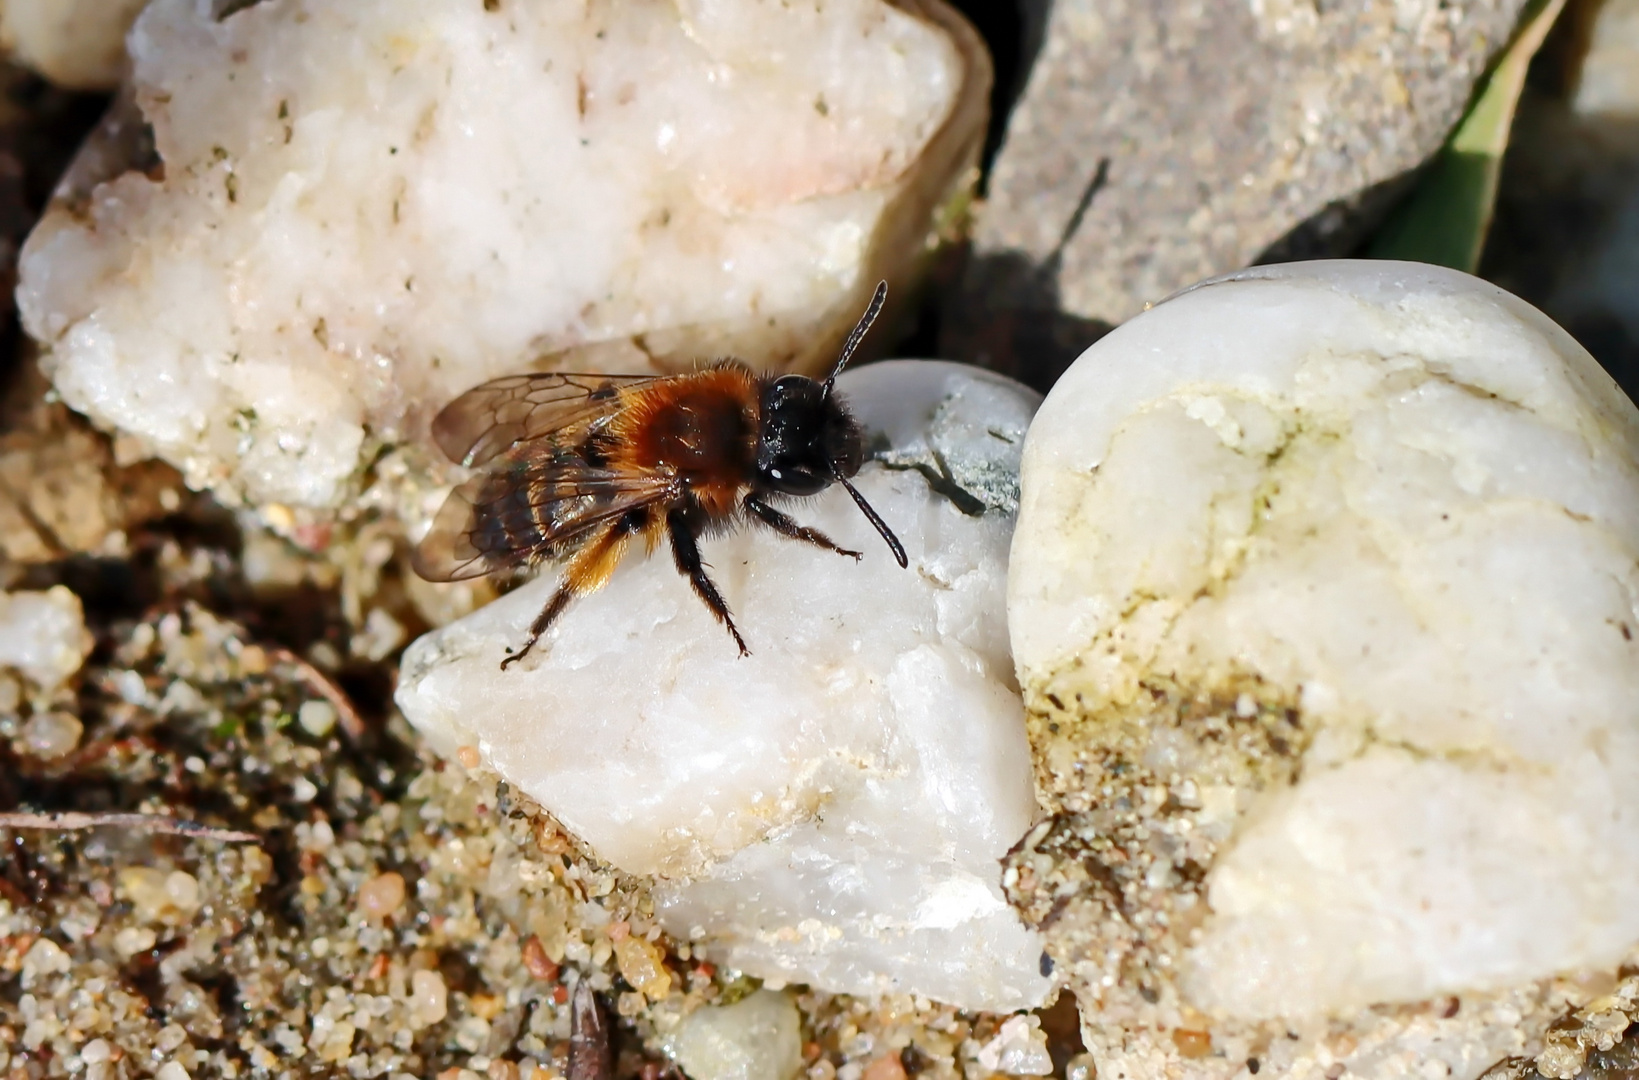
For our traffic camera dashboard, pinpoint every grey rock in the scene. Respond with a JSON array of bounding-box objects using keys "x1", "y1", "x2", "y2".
[{"x1": 950, "y1": 0, "x2": 1531, "y2": 386}]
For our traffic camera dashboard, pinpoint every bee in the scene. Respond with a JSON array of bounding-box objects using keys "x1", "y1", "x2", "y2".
[{"x1": 412, "y1": 282, "x2": 908, "y2": 669}]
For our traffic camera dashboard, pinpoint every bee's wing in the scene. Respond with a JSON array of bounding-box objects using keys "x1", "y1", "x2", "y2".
[
  {"x1": 430, "y1": 372, "x2": 664, "y2": 468},
  {"x1": 411, "y1": 460, "x2": 677, "y2": 583}
]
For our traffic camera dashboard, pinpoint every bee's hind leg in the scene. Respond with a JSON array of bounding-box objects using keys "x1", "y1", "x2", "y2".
[
  {"x1": 501, "y1": 518, "x2": 636, "y2": 670},
  {"x1": 501, "y1": 585, "x2": 575, "y2": 670},
  {"x1": 667, "y1": 510, "x2": 749, "y2": 656}
]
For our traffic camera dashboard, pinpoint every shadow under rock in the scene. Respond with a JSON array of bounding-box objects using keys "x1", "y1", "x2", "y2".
[
  {"x1": 1481, "y1": 104, "x2": 1639, "y2": 402},
  {"x1": 1253, "y1": 167, "x2": 1424, "y2": 266},
  {"x1": 944, "y1": 0, "x2": 1053, "y2": 187},
  {"x1": 942, "y1": 249, "x2": 1114, "y2": 394},
  {"x1": 936, "y1": 154, "x2": 1114, "y2": 394}
]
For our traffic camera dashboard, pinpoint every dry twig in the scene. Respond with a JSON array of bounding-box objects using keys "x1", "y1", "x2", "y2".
[
  {"x1": 267, "y1": 645, "x2": 368, "y2": 742},
  {"x1": 0, "y1": 811, "x2": 258, "y2": 842}
]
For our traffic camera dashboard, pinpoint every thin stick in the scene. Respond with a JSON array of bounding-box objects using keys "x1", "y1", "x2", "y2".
[
  {"x1": 0, "y1": 811, "x2": 258, "y2": 842},
  {"x1": 267, "y1": 645, "x2": 368, "y2": 743}
]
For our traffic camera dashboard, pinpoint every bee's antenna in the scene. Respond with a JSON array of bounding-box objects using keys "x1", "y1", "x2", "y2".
[
  {"x1": 835, "y1": 472, "x2": 908, "y2": 568},
  {"x1": 822, "y1": 280, "x2": 888, "y2": 395}
]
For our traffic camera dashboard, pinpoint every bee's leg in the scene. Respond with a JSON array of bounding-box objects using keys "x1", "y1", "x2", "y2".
[
  {"x1": 667, "y1": 509, "x2": 749, "y2": 656},
  {"x1": 502, "y1": 519, "x2": 635, "y2": 670},
  {"x1": 742, "y1": 494, "x2": 862, "y2": 560},
  {"x1": 502, "y1": 584, "x2": 575, "y2": 670}
]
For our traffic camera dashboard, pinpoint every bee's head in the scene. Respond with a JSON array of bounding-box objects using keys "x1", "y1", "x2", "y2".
[
  {"x1": 749, "y1": 282, "x2": 906, "y2": 567},
  {"x1": 755, "y1": 375, "x2": 861, "y2": 496}
]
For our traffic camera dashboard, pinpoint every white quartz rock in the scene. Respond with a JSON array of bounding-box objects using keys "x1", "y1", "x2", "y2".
[
  {"x1": 0, "y1": 585, "x2": 92, "y2": 691},
  {"x1": 0, "y1": 0, "x2": 146, "y2": 89},
  {"x1": 663, "y1": 991, "x2": 802, "y2": 1080},
  {"x1": 397, "y1": 361, "x2": 1050, "y2": 1012},
  {"x1": 1010, "y1": 260, "x2": 1639, "y2": 1033},
  {"x1": 17, "y1": 0, "x2": 987, "y2": 517}
]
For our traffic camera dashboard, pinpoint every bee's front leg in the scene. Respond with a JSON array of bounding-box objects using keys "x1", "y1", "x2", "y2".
[{"x1": 742, "y1": 494, "x2": 862, "y2": 560}]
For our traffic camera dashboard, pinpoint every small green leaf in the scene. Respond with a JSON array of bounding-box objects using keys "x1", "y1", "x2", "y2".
[{"x1": 1368, "y1": 0, "x2": 1568, "y2": 271}]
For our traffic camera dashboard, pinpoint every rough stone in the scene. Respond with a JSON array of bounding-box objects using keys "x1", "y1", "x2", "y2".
[
  {"x1": 17, "y1": 0, "x2": 989, "y2": 524},
  {"x1": 950, "y1": 0, "x2": 1531, "y2": 385},
  {"x1": 396, "y1": 361, "x2": 1049, "y2": 1012},
  {"x1": 1006, "y1": 260, "x2": 1639, "y2": 1078}
]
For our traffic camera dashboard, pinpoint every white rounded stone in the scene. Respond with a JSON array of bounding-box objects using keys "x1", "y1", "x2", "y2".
[
  {"x1": 1009, "y1": 260, "x2": 1639, "y2": 1026},
  {"x1": 397, "y1": 360, "x2": 1049, "y2": 1012}
]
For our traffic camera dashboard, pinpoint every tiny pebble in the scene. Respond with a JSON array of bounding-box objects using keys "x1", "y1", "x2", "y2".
[
  {"x1": 113, "y1": 926, "x2": 158, "y2": 959},
  {"x1": 318, "y1": 1020, "x2": 357, "y2": 1062},
  {"x1": 488, "y1": 1062, "x2": 521, "y2": 1080},
  {"x1": 357, "y1": 871, "x2": 406, "y2": 919},
  {"x1": 308, "y1": 640, "x2": 342, "y2": 670},
  {"x1": 455, "y1": 1015, "x2": 492, "y2": 1052},
  {"x1": 157, "y1": 1063, "x2": 191, "y2": 1080},
  {"x1": 22, "y1": 710, "x2": 82, "y2": 759},
  {"x1": 166, "y1": 870, "x2": 201, "y2": 913},
  {"x1": 411, "y1": 968, "x2": 448, "y2": 1026},
  {"x1": 80, "y1": 1039, "x2": 112, "y2": 1064},
  {"x1": 237, "y1": 643, "x2": 268, "y2": 674},
  {"x1": 1172, "y1": 1029, "x2": 1212, "y2": 1059},
  {"x1": 613, "y1": 934, "x2": 673, "y2": 1000},
  {"x1": 457, "y1": 745, "x2": 481, "y2": 769},
  {"x1": 21, "y1": 936, "x2": 69, "y2": 982},
  {"x1": 291, "y1": 776, "x2": 319, "y2": 802},
  {"x1": 298, "y1": 699, "x2": 337, "y2": 737},
  {"x1": 522, "y1": 935, "x2": 559, "y2": 981},
  {"x1": 861, "y1": 1054, "x2": 905, "y2": 1080}
]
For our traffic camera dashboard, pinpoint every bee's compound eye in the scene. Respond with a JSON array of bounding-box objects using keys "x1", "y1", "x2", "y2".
[
  {"x1": 768, "y1": 375, "x2": 822, "y2": 409},
  {"x1": 767, "y1": 465, "x2": 827, "y2": 496}
]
